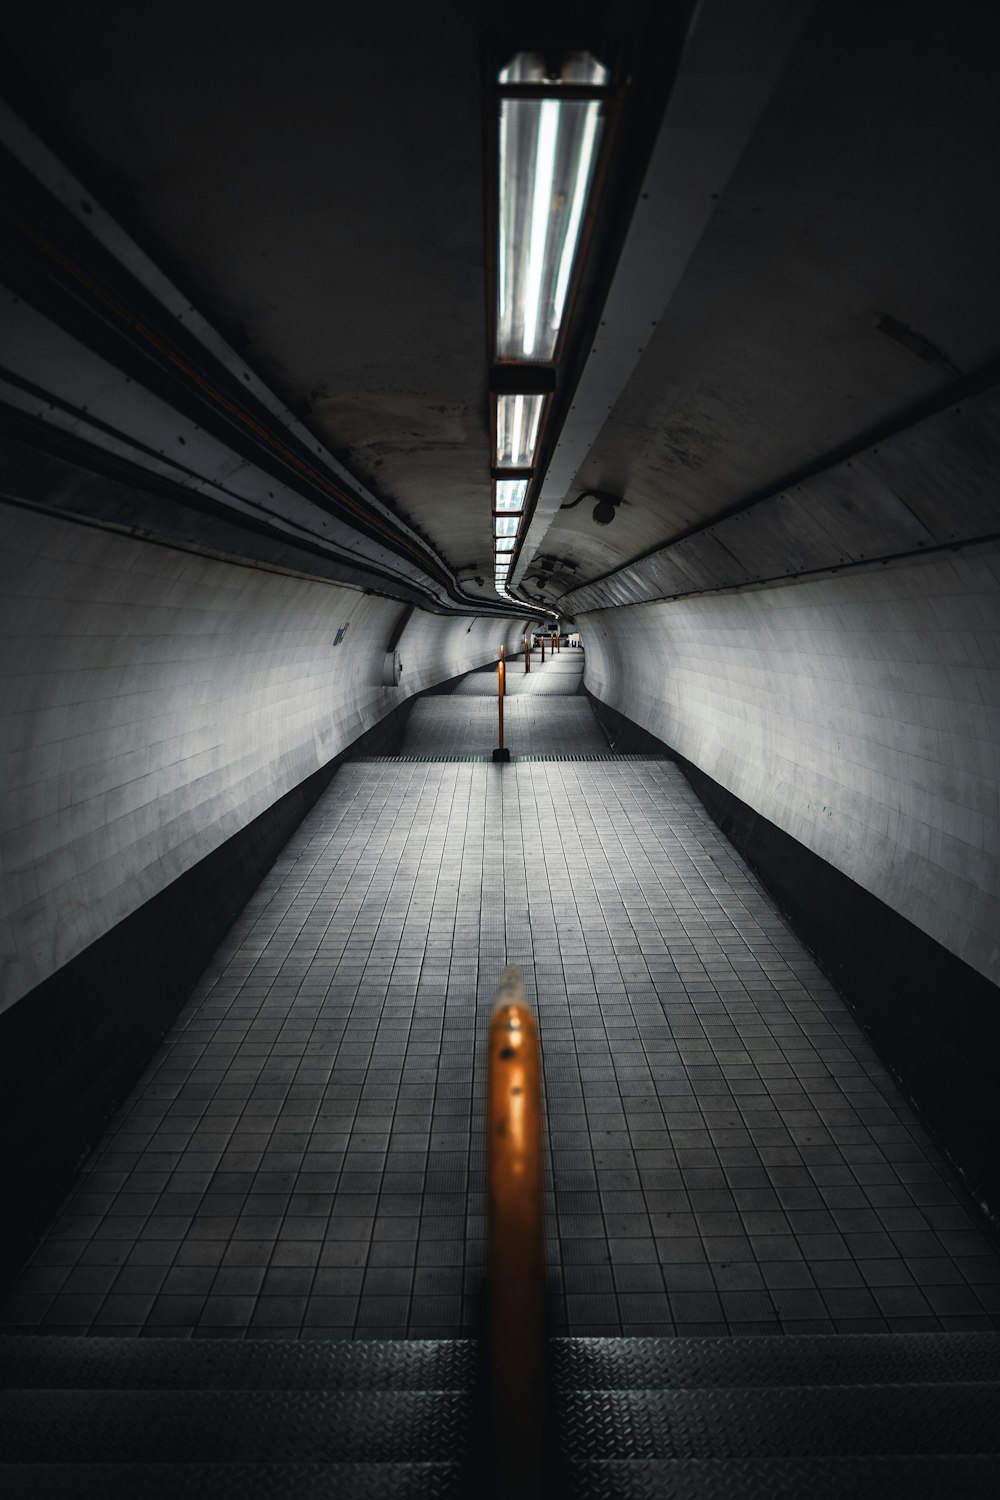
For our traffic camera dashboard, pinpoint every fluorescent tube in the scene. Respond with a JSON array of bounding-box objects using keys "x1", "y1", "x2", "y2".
[
  {"x1": 552, "y1": 101, "x2": 601, "y2": 330},
  {"x1": 521, "y1": 99, "x2": 560, "y2": 357}
]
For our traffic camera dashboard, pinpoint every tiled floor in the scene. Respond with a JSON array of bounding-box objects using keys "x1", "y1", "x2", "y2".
[
  {"x1": 408, "y1": 651, "x2": 603, "y2": 755},
  {"x1": 4, "y1": 677, "x2": 999, "y2": 1340},
  {"x1": 402, "y1": 698, "x2": 607, "y2": 756},
  {"x1": 450, "y1": 648, "x2": 585, "y2": 697}
]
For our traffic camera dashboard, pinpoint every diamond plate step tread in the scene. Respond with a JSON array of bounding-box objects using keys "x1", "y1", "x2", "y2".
[
  {"x1": 0, "y1": 1336, "x2": 476, "y2": 1392},
  {"x1": 0, "y1": 1463, "x2": 465, "y2": 1500},
  {"x1": 0, "y1": 1389, "x2": 472, "y2": 1463},
  {"x1": 552, "y1": 1333, "x2": 1000, "y2": 1391},
  {"x1": 560, "y1": 1456, "x2": 1000, "y2": 1499},
  {"x1": 557, "y1": 1384, "x2": 1000, "y2": 1461}
]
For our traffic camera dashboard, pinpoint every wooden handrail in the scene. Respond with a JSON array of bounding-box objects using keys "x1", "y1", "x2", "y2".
[{"x1": 487, "y1": 964, "x2": 545, "y2": 1498}]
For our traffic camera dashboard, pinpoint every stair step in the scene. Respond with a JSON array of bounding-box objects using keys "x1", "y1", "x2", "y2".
[
  {"x1": 0, "y1": 1336, "x2": 475, "y2": 1391},
  {"x1": 0, "y1": 1464, "x2": 464, "y2": 1500},
  {"x1": 0, "y1": 1389, "x2": 472, "y2": 1463},
  {"x1": 557, "y1": 1383, "x2": 1000, "y2": 1460},
  {"x1": 552, "y1": 1332, "x2": 1000, "y2": 1390},
  {"x1": 560, "y1": 1456, "x2": 1000, "y2": 1499}
]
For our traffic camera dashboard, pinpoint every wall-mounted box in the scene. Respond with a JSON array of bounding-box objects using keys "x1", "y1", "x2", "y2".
[{"x1": 382, "y1": 650, "x2": 403, "y2": 686}]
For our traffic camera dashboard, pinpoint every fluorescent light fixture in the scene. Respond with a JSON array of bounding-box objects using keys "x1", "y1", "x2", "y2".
[
  {"x1": 496, "y1": 392, "x2": 544, "y2": 467},
  {"x1": 496, "y1": 84, "x2": 605, "y2": 361},
  {"x1": 495, "y1": 479, "x2": 528, "y2": 512},
  {"x1": 498, "y1": 51, "x2": 609, "y2": 86},
  {"x1": 489, "y1": 51, "x2": 609, "y2": 587}
]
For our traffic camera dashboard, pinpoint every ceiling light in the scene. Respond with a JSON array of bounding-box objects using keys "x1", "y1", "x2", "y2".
[
  {"x1": 499, "y1": 52, "x2": 609, "y2": 87},
  {"x1": 496, "y1": 392, "x2": 545, "y2": 467},
  {"x1": 495, "y1": 479, "x2": 528, "y2": 512},
  {"x1": 489, "y1": 49, "x2": 614, "y2": 596},
  {"x1": 496, "y1": 64, "x2": 606, "y2": 362}
]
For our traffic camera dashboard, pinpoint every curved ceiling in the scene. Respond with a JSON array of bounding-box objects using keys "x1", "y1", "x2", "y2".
[
  {"x1": 0, "y1": 3, "x2": 494, "y2": 575},
  {"x1": 536, "y1": 0, "x2": 1000, "y2": 589},
  {"x1": 2, "y1": 0, "x2": 998, "y2": 610}
]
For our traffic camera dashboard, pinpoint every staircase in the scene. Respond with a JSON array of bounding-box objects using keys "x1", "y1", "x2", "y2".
[
  {"x1": 3, "y1": 1330, "x2": 1000, "y2": 1496},
  {"x1": 552, "y1": 1332, "x2": 1000, "y2": 1497},
  {"x1": 0, "y1": 1336, "x2": 476, "y2": 1497}
]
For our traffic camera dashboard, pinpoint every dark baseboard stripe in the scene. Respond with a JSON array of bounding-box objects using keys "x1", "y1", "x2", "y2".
[{"x1": 586, "y1": 687, "x2": 1000, "y2": 1231}]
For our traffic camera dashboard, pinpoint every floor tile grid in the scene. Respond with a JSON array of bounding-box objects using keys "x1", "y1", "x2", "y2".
[
  {"x1": 451, "y1": 653, "x2": 584, "y2": 697},
  {"x1": 6, "y1": 766, "x2": 498, "y2": 1338},
  {"x1": 523, "y1": 762, "x2": 999, "y2": 1335},
  {"x1": 4, "y1": 716, "x2": 999, "y2": 1338},
  {"x1": 402, "y1": 698, "x2": 604, "y2": 756}
]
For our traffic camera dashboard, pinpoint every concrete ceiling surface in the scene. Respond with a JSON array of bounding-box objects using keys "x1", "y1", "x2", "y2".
[
  {"x1": 556, "y1": 384, "x2": 1000, "y2": 615},
  {"x1": 2, "y1": 1, "x2": 998, "y2": 604},
  {"x1": 0, "y1": 2, "x2": 496, "y2": 573},
  {"x1": 521, "y1": 0, "x2": 1000, "y2": 584},
  {"x1": 536, "y1": 0, "x2": 1000, "y2": 582}
]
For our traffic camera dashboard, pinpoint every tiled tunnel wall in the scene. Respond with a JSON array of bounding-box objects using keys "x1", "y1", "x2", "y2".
[
  {"x1": 0, "y1": 506, "x2": 525, "y2": 1011},
  {"x1": 580, "y1": 544, "x2": 1000, "y2": 988},
  {"x1": 0, "y1": 505, "x2": 525, "y2": 1271},
  {"x1": 580, "y1": 543, "x2": 1000, "y2": 1216}
]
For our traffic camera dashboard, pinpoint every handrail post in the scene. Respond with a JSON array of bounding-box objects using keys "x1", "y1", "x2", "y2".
[
  {"x1": 492, "y1": 645, "x2": 510, "y2": 762},
  {"x1": 487, "y1": 966, "x2": 545, "y2": 1499}
]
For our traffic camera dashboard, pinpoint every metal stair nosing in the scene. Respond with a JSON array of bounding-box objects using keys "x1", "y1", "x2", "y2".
[
  {"x1": 0, "y1": 1336, "x2": 476, "y2": 1496},
  {"x1": 551, "y1": 1332, "x2": 1000, "y2": 1390}
]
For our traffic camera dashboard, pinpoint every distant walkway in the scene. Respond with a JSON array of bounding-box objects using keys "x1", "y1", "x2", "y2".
[
  {"x1": 407, "y1": 647, "x2": 602, "y2": 755},
  {"x1": 401, "y1": 697, "x2": 606, "y2": 756},
  {"x1": 450, "y1": 646, "x2": 585, "y2": 697}
]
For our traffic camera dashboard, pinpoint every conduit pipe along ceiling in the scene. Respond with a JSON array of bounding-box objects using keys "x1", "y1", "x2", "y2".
[{"x1": 488, "y1": 47, "x2": 613, "y2": 598}]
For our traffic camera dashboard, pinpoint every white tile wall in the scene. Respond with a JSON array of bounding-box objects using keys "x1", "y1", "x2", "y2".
[
  {"x1": 581, "y1": 542, "x2": 1000, "y2": 986},
  {"x1": 0, "y1": 508, "x2": 523, "y2": 1008}
]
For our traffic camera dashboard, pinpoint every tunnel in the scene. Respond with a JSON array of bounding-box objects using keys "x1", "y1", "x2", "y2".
[{"x1": 1, "y1": 0, "x2": 999, "y2": 1492}]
